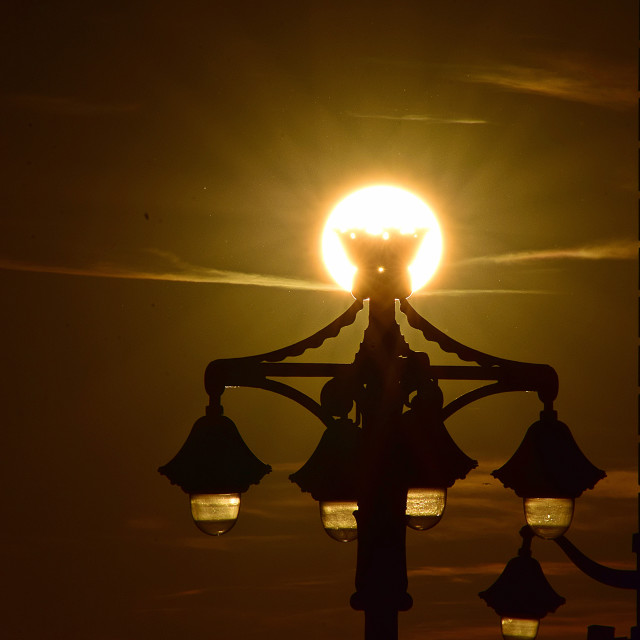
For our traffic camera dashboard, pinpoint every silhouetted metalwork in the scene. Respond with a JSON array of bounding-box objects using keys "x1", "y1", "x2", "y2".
[
  {"x1": 480, "y1": 527, "x2": 566, "y2": 621},
  {"x1": 340, "y1": 229, "x2": 424, "y2": 299},
  {"x1": 493, "y1": 410, "x2": 606, "y2": 500},
  {"x1": 158, "y1": 412, "x2": 271, "y2": 494},
  {"x1": 290, "y1": 418, "x2": 362, "y2": 502},
  {"x1": 159, "y1": 231, "x2": 634, "y2": 639},
  {"x1": 553, "y1": 534, "x2": 638, "y2": 590},
  {"x1": 480, "y1": 526, "x2": 640, "y2": 639}
]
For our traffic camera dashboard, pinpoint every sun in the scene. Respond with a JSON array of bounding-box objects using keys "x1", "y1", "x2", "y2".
[{"x1": 322, "y1": 185, "x2": 443, "y2": 295}]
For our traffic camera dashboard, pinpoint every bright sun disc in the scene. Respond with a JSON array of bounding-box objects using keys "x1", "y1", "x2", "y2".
[{"x1": 322, "y1": 186, "x2": 443, "y2": 295}]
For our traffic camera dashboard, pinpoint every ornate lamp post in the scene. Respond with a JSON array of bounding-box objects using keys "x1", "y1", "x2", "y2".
[{"x1": 159, "y1": 186, "x2": 624, "y2": 639}]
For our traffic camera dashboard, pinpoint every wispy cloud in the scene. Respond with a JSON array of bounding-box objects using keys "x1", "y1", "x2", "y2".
[
  {"x1": 580, "y1": 468, "x2": 637, "y2": 499},
  {"x1": 408, "y1": 562, "x2": 509, "y2": 578},
  {"x1": 462, "y1": 239, "x2": 637, "y2": 266},
  {"x1": 3, "y1": 93, "x2": 139, "y2": 115},
  {"x1": 155, "y1": 588, "x2": 208, "y2": 600},
  {"x1": 1, "y1": 238, "x2": 634, "y2": 294},
  {"x1": 465, "y1": 59, "x2": 635, "y2": 109},
  {"x1": 177, "y1": 532, "x2": 298, "y2": 551},
  {"x1": 415, "y1": 288, "x2": 552, "y2": 296},
  {"x1": 0, "y1": 255, "x2": 553, "y2": 296},
  {"x1": 347, "y1": 112, "x2": 487, "y2": 124},
  {"x1": 409, "y1": 558, "x2": 634, "y2": 579},
  {"x1": 0, "y1": 252, "x2": 338, "y2": 292}
]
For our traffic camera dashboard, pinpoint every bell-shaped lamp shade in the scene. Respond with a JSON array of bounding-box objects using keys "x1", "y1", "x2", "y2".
[
  {"x1": 492, "y1": 409, "x2": 604, "y2": 539},
  {"x1": 190, "y1": 492, "x2": 241, "y2": 536},
  {"x1": 159, "y1": 413, "x2": 271, "y2": 535},
  {"x1": 524, "y1": 497, "x2": 574, "y2": 540},
  {"x1": 406, "y1": 487, "x2": 446, "y2": 531},
  {"x1": 479, "y1": 541, "x2": 565, "y2": 636},
  {"x1": 501, "y1": 617, "x2": 540, "y2": 640},
  {"x1": 320, "y1": 500, "x2": 358, "y2": 542},
  {"x1": 399, "y1": 385, "x2": 477, "y2": 500}
]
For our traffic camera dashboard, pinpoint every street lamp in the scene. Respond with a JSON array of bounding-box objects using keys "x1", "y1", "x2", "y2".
[
  {"x1": 159, "y1": 186, "x2": 613, "y2": 640},
  {"x1": 480, "y1": 527, "x2": 566, "y2": 640},
  {"x1": 480, "y1": 523, "x2": 640, "y2": 640}
]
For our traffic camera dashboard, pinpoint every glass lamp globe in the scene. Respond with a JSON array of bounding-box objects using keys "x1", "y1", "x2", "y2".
[
  {"x1": 501, "y1": 617, "x2": 540, "y2": 640},
  {"x1": 319, "y1": 501, "x2": 358, "y2": 542},
  {"x1": 523, "y1": 497, "x2": 574, "y2": 540},
  {"x1": 406, "y1": 488, "x2": 446, "y2": 531},
  {"x1": 190, "y1": 493, "x2": 241, "y2": 536}
]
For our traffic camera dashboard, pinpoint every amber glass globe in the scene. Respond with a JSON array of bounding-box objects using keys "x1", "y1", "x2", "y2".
[
  {"x1": 190, "y1": 493, "x2": 241, "y2": 536},
  {"x1": 501, "y1": 617, "x2": 539, "y2": 640},
  {"x1": 319, "y1": 501, "x2": 358, "y2": 542},
  {"x1": 524, "y1": 497, "x2": 574, "y2": 540},
  {"x1": 406, "y1": 488, "x2": 446, "y2": 531}
]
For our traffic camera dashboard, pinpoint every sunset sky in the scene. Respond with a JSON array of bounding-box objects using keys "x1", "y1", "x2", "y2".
[{"x1": 1, "y1": 2, "x2": 637, "y2": 639}]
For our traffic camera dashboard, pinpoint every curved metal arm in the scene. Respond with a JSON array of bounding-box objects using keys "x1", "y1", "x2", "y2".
[
  {"x1": 223, "y1": 377, "x2": 336, "y2": 430},
  {"x1": 553, "y1": 535, "x2": 638, "y2": 589},
  {"x1": 443, "y1": 382, "x2": 524, "y2": 420}
]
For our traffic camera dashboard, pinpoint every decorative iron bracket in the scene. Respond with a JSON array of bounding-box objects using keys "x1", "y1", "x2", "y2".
[{"x1": 203, "y1": 299, "x2": 559, "y2": 427}]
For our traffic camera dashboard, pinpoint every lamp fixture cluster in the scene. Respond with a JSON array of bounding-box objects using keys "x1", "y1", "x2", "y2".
[{"x1": 159, "y1": 192, "x2": 629, "y2": 640}]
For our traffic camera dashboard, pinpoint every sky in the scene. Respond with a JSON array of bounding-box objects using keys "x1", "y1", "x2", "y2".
[{"x1": 0, "y1": 2, "x2": 637, "y2": 639}]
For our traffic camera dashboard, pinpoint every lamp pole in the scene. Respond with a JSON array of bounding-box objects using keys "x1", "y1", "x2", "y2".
[{"x1": 159, "y1": 190, "x2": 633, "y2": 639}]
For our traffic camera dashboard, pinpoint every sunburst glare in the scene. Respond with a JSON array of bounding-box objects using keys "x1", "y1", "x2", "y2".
[{"x1": 321, "y1": 185, "x2": 443, "y2": 295}]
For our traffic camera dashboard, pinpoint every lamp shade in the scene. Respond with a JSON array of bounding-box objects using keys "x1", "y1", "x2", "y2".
[
  {"x1": 492, "y1": 409, "x2": 604, "y2": 537},
  {"x1": 492, "y1": 410, "x2": 604, "y2": 499},
  {"x1": 399, "y1": 385, "x2": 478, "y2": 490},
  {"x1": 158, "y1": 414, "x2": 271, "y2": 495},
  {"x1": 398, "y1": 382, "x2": 476, "y2": 531},
  {"x1": 290, "y1": 418, "x2": 361, "y2": 542},
  {"x1": 479, "y1": 551, "x2": 565, "y2": 623},
  {"x1": 290, "y1": 418, "x2": 361, "y2": 502}
]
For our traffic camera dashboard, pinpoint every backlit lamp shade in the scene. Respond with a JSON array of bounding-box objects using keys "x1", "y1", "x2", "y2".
[
  {"x1": 492, "y1": 409, "x2": 605, "y2": 539},
  {"x1": 400, "y1": 384, "x2": 477, "y2": 531},
  {"x1": 159, "y1": 413, "x2": 271, "y2": 535},
  {"x1": 290, "y1": 418, "x2": 361, "y2": 542},
  {"x1": 479, "y1": 532, "x2": 565, "y2": 640}
]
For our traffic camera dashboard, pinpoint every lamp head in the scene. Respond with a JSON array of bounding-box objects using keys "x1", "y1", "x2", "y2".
[
  {"x1": 337, "y1": 228, "x2": 425, "y2": 299},
  {"x1": 158, "y1": 414, "x2": 271, "y2": 536},
  {"x1": 289, "y1": 418, "x2": 362, "y2": 543},
  {"x1": 479, "y1": 531, "x2": 565, "y2": 639},
  {"x1": 322, "y1": 186, "x2": 442, "y2": 298},
  {"x1": 491, "y1": 409, "x2": 605, "y2": 538}
]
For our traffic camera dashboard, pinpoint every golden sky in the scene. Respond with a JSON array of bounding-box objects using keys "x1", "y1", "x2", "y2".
[{"x1": 0, "y1": 2, "x2": 637, "y2": 639}]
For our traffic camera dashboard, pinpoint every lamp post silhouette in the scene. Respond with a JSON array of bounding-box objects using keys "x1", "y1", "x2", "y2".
[{"x1": 159, "y1": 187, "x2": 635, "y2": 640}]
